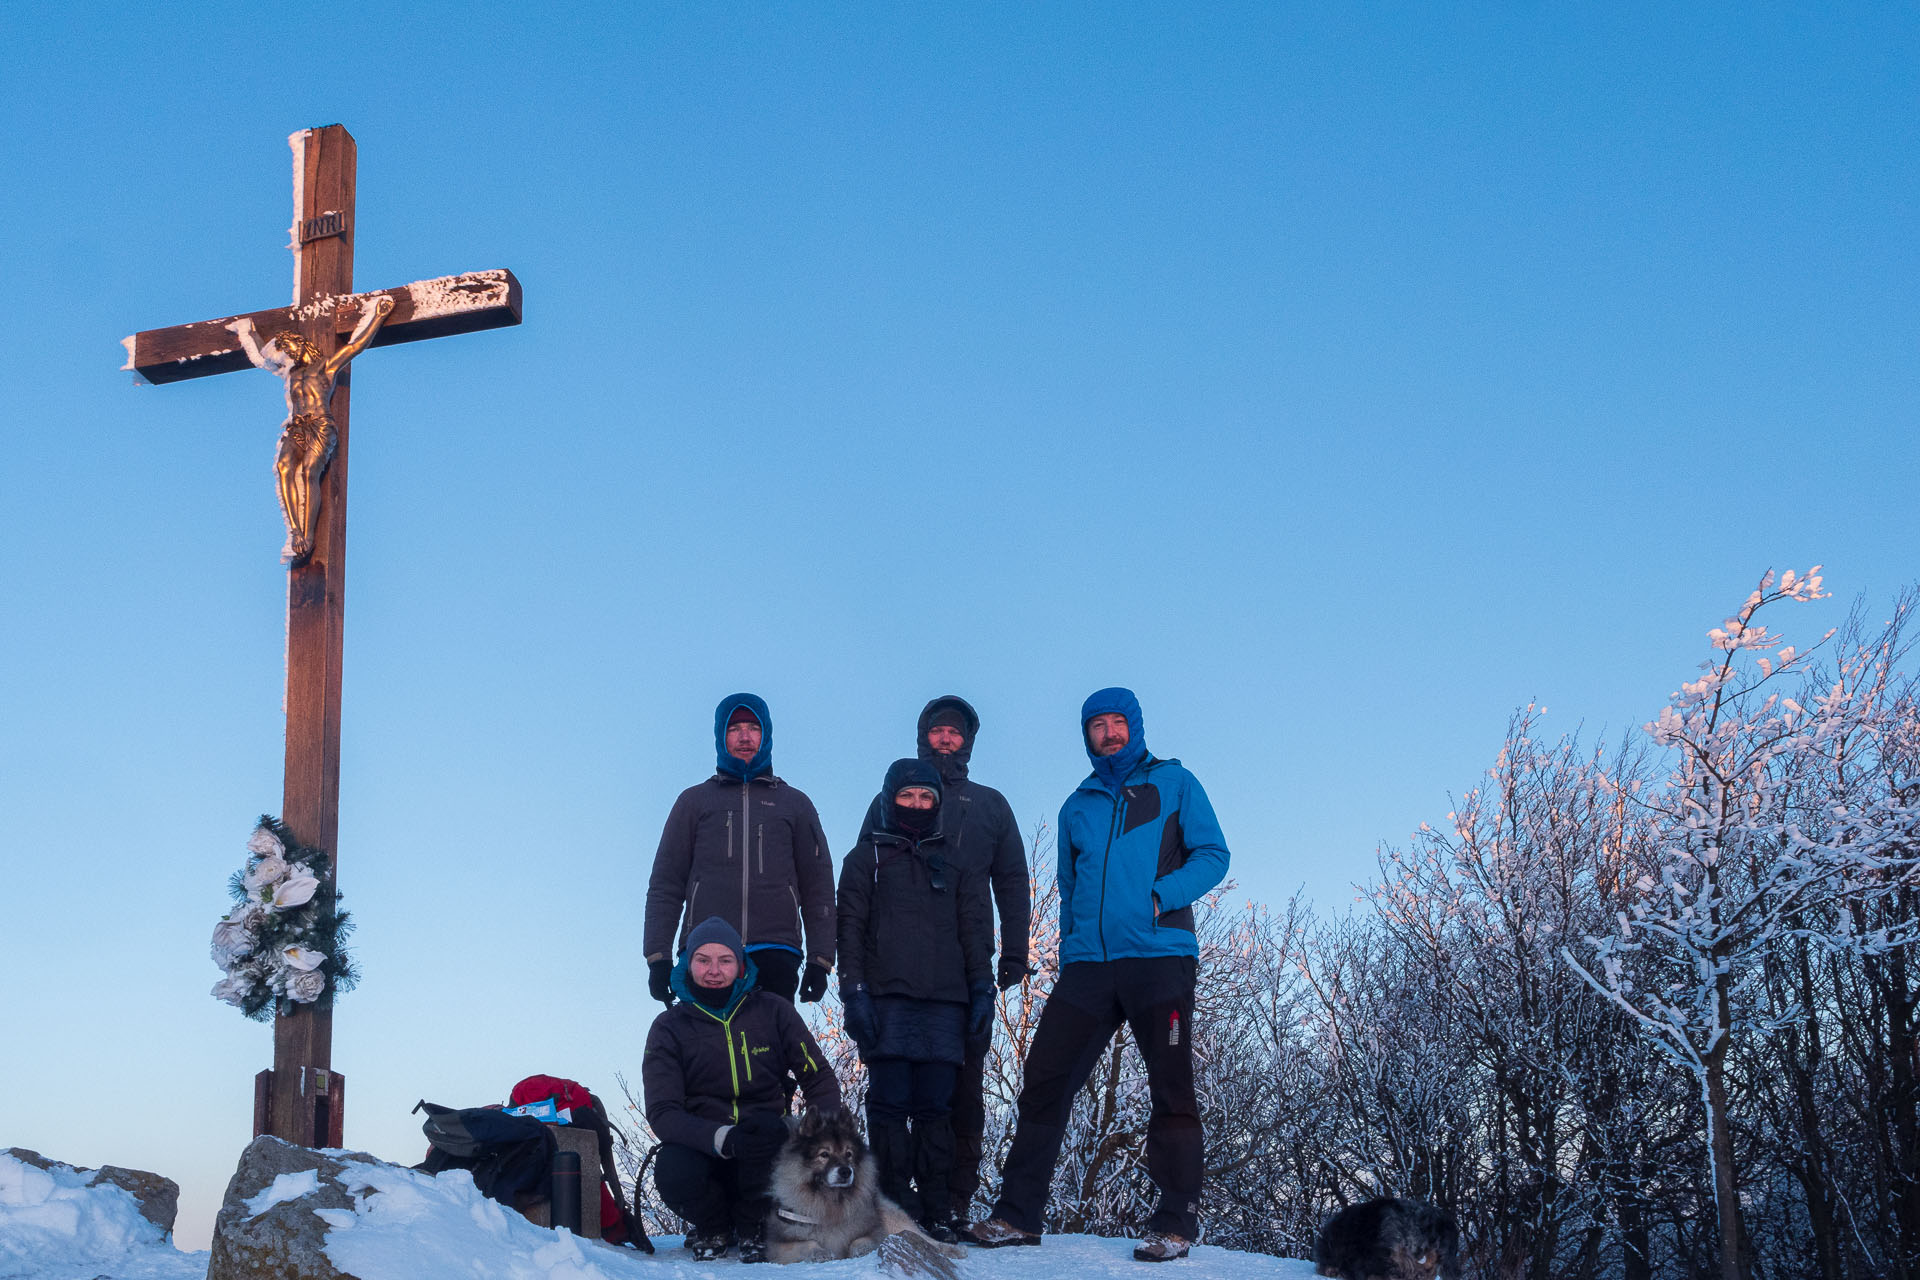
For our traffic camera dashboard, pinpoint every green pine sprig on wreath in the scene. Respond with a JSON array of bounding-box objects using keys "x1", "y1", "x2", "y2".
[{"x1": 210, "y1": 814, "x2": 359, "y2": 1022}]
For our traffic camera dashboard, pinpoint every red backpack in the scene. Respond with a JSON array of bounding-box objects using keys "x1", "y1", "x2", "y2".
[{"x1": 509, "y1": 1074, "x2": 651, "y2": 1251}]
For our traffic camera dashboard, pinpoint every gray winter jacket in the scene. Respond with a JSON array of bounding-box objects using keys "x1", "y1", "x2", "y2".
[{"x1": 643, "y1": 773, "x2": 836, "y2": 967}]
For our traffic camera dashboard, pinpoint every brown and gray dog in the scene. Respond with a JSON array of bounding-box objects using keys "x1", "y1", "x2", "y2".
[
  {"x1": 1314, "y1": 1196, "x2": 1461, "y2": 1280},
  {"x1": 767, "y1": 1109, "x2": 965, "y2": 1276}
]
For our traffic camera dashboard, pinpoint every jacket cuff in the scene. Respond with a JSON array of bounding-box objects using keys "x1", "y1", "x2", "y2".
[{"x1": 712, "y1": 1125, "x2": 733, "y2": 1157}]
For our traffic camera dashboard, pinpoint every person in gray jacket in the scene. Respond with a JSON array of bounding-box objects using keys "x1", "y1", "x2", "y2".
[{"x1": 644, "y1": 693, "x2": 836, "y2": 1005}]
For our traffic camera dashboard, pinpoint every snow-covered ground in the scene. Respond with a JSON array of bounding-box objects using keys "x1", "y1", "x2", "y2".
[{"x1": 1, "y1": 1150, "x2": 1315, "y2": 1280}]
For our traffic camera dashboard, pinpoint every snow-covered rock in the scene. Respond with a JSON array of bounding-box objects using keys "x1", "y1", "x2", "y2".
[
  {"x1": 6, "y1": 1146, "x2": 180, "y2": 1236},
  {"x1": 205, "y1": 1136, "x2": 381, "y2": 1280},
  {"x1": 0, "y1": 1149, "x2": 203, "y2": 1280}
]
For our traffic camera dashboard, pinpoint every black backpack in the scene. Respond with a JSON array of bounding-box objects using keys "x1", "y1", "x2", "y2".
[{"x1": 412, "y1": 1101, "x2": 555, "y2": 1207}]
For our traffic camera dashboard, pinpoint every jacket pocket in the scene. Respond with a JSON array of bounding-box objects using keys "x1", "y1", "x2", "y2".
[{"x1": 1157, "y1": 904, "x2": 1195, "y2": 934}]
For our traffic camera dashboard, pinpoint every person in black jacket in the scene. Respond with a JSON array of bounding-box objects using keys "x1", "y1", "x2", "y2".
[
  {"x1": 838, "y1": 758, "x2": 994, "y2": 1243},
  {"x1": 860, "y1": 695, "x2": 1029, "y2": 1229},
  {"x1": 644, "y1": 693, "x2": 836, "y2": 1005},
  {"x1": 643, "y1": 916, "x2": 842, "y2": 1262}
]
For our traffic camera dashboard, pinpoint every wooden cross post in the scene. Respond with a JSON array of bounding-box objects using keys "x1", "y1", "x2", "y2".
[{"x1": 122, "y1": 125, "x2": 521, "y2": 1147}]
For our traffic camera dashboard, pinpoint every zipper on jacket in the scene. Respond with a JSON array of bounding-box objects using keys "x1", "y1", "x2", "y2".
[
  {"x1": 758, "y1": 824, "x2": 764, "y2": 875},
  {"x1": 1097, "y1": 790, "x2": 1126, "y2": 962},
  {"x1": 740, "y1": 785, "x2": 751, "y2": 943},
  {"x1": 693, "y1": 1002, "x2": 744, "y2": 1122},
  {"x1": 738, "y1": 1030, "x2": 754, "y2": 1082}
]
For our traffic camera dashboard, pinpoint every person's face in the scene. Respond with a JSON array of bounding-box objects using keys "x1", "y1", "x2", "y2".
[
  {"x1": 725, "y1": 718, "x2": 762, "y2": 763},
  {"x1": 269, "y1": 334, "x2": 318, "y2": 365},
  {"x1": 690, "y1": 942, "x2": 740, "y2": 989},
  {"x1": 1086, "y1": 713, "x2": 1131, "y2": 757},
  {"x1": 926, "y1": 724, "x2": 966, "y2": 755},
  {"x1": 895, "y1": 786, "x2": 938, "y2": 811}
]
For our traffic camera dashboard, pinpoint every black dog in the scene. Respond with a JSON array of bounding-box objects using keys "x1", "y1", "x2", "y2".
[{"x1": 1315, "y1": 1196, "x2": 1461, "y2": 1280}]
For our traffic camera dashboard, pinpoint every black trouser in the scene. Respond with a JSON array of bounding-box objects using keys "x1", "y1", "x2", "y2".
[
  {"x1": 947, "y1": 1032, "x2": 989, "y2": 1217},
  {"x1": 867, "y1": 1059, "x2": 958, "y2": 1223},
  {"x1": 991, "y1": 957, "x2": 1201, "y2": 1239},
  {"x1": 654, "y1": 1141, "x2": 774, "y2": 1235},
  {"x1": 749, "y1": 948, "x2": 801, "y2": 1001}
]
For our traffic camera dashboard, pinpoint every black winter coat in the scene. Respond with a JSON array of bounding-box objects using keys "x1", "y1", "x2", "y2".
[
  {"x1": 836, "y1": 827, "x2": 992, "y2": 1003},
  {"x1": 860, "y1": 697, "x2": 1030, "y2": 969},
  {"x1": 643, "y1": 773, "x2": 835, "y2": 967},
  {"x1": 641, "y1": 976, "x2": 840, "y2": 1155}
]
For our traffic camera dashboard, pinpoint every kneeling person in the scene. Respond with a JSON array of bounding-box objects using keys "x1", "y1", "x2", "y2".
[{"x1": 642, "y1": 916, "x2": 841, "y2": 1263}]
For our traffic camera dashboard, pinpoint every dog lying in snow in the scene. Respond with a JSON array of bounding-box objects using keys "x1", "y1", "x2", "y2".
[
  {"x1": 766, "y1": 1109, "x2": 964, "y2": 1276},
  {"x1": 1314, "y1": 1196, "x2": 1461, "y2": 1280}
]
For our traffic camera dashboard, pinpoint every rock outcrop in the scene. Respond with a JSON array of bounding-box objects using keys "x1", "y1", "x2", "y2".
[
  {"x1": 205, "y1": 1135, "x2": 382, "y2": 1280},
  {"x1": 4, "y1": 1146, "x2": 180, "y2": 1236}
]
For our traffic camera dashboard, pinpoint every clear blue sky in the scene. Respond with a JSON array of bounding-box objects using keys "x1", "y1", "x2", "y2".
[{"x1": 3, "y1": 2, "x2": 1914, "y2": 1251}]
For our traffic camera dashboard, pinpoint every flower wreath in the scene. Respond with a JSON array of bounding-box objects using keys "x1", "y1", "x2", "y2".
[{"x1": 209, "y1": 815, "x2": 359, "y2": 1022}]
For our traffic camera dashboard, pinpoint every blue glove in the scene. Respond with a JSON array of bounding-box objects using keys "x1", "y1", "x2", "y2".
[
  {"x1": 842, "y1": 984, "x2": 878, "y2": 1053},
  {"x1": 967, "y1": 982, "x2": 996, "y2": 1039}
]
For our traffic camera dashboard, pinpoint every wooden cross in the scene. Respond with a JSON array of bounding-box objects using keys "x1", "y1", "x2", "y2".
[{"x1": 122, "y1": 125, "x2": 521, "y2": 1147}]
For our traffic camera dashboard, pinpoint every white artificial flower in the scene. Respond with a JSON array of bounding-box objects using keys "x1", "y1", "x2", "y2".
[
  {"x1": 287, "y1": 970, "x2": 327, "y2": 1003},
  {"x1": 211, "y1": 974, "x2": 254, "y2": 1007},
  {"x1": 272, "y1": 873, "x2": 319, "y2": 910},
  {"x1": 246, "y1": 825, "x2": 286, "y2": 859},
  {"x1": 281, "y1": 945, "x2": 327, "y2": 971},
  {"x1": 211, "y1": 918, "x2": 258, "y2": 968},
  {"x1": 245, "y1": 854, "x2": 290, "y2": 892}
]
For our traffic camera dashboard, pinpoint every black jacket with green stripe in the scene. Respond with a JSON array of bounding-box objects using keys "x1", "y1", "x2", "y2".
[{"x1": 641, "y1": 966, "x2": 840, "y2": 1154}]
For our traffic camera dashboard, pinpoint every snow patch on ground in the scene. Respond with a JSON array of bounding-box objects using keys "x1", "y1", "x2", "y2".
[
  {"x1": 0, "y1": 1153, "x2": 205, "y2": 1280},
  {"x1": 2, "y1": 1149, "x2": 1315, "y2": 1280},
  {"x1": 244, "y1": 1168, "x2": 320, "y2": 1218}
]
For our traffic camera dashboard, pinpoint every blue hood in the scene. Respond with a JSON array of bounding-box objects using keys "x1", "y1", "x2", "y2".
[
  {"x1": 714, "y1": 693, "x2": 772, "y2": 780},
  {"x1": 670, "y1": 915, "x2": 760, "y2": 1017},
  {"x1": 1081, "y1": 686, "x2": 1147, "y2": 792}
]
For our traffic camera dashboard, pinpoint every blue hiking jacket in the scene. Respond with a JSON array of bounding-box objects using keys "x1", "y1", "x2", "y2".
[{"x1": 1058, "y1": 689, "x2": 1230, "y2": 963}]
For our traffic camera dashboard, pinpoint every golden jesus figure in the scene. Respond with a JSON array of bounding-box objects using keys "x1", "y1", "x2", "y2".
[{"x1": 229, "y1": 295, "x2": 395, "y2": 565}]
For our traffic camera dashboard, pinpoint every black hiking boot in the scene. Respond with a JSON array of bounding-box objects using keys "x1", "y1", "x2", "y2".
[
  {"x1": 736, "y1": 1219, "x2": 769, "y2": 1264},
  {"x1": 685, "y1": 1226, "x2": 731, "y2": 1261}
]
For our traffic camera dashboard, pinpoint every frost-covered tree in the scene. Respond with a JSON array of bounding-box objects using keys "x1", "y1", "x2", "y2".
[{"x1": 1565, "y1": 570, "x2": 1920, "y2": 1280}]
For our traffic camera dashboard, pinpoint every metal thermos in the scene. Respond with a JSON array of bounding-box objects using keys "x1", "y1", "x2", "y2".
[{"x1": 551, "y1": 1149, "x2": 582, "y2": 1232}]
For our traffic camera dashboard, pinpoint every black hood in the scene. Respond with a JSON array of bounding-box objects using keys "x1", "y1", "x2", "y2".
[
  {"x1": 880, "y1": 757, "x2": 943, "y2": 838},
  {"x1": 916, "y1": 694, "x2": 980, "y2": 786}
]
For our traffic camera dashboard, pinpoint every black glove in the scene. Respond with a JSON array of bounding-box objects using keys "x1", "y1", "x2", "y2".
[
  {"x1": 967, "y1": 982, "x2": 996, "y2": 1038},
  {"x1": 648, "y1": 958, "x2": 674, "y2": 1006},
  {"x1": 727, "y1": 1111, "x2": 790, "y2": 1161},
  {"x1": 996, "y1": 957, "x2": 1029, "y2": 990},
  {"x1": 799, "y1": 960, "x2": 831, "y2": 1003},
  {"x1": 842, "y1": 984, "x2": 878, "y2": 1053}
]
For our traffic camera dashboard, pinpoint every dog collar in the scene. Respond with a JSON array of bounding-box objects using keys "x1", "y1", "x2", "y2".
[{"x1": 775, "y1": 1207, "x2": 819, "y2": 1226}]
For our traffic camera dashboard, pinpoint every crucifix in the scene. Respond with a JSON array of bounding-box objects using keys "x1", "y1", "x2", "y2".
[{"x1": 122, "y1": 124, "x2": 522, "y2": 1147}]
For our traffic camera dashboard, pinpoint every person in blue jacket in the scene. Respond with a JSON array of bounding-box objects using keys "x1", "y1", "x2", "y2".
[{"x1": 966, "y1": 688, "x2": 1229, "y2": 1262}]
